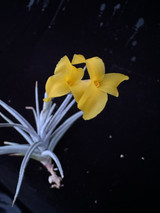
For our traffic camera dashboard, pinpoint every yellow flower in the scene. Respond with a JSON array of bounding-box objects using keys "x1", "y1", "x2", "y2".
[
  {"x1": 71, "y1": 55, "x2": 129, "y2": 120},
  {"x1": 44, "y1": 55, "x2": 84, "y2": 101},
  {"x1": 44, "y1": 54, "x2": 129, "y2": 120}
]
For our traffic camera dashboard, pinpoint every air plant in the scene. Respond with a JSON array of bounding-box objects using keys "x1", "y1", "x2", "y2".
[
  {"x1": 0, "y1": 54, "x2": 129, "y2": 206},
  {"x1": 0, "y1": 82, "x2": 82, "y2": 205}
]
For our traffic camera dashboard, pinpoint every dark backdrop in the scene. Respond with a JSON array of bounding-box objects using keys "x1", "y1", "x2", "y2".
[{"x1": 0, "y1": 0, "x2": 160, "y2": 212}]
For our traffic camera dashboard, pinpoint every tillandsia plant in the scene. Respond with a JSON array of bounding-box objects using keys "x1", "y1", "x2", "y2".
[{"x1": 0, "y1": 54, "x2": 129, "y2": 205}]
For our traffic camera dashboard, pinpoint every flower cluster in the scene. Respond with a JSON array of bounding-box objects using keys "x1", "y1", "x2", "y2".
[{"x1": 45, "y1": 54, "x2": 129, "y2": 120}]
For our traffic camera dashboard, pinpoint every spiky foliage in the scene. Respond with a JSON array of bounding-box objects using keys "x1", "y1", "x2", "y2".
[{"x1": 0, "y1": 82, "x2": 82, "y2": 205}]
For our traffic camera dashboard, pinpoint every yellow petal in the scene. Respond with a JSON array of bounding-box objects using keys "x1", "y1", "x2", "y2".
[
  {"x1": 78, "y1": 82, "x2": 108, "y2": 120},
  {"x1": 45, "y1": 55, "x2": 84, "y2": 99},
  {"x1": 86, "y1": 57, "x2": 105, "y2": 82},
  {"x1": 66, "y1": 67, "x2": 84, "y2": 86},
  {"x1": 99, "y1": 73, "x2": 129, "y2": 97},
  {"x1": 55, "y1": 56, "x2": 84, "y2": 86},
  {"x1": 45, "y1": 74, "x2": 70, "y2": 98},
  {"x1": 54, "y1": 55, "x2": 71, "y2": 75},
  {"x1": 71, "y1": 80, "x2": 90, "y2": 103},
  {"x1": 72, "y1": 54, "x2": 86, "y2": 65}
]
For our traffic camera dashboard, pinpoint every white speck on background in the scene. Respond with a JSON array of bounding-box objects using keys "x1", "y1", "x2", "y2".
[
  {"x1": 135, "y1": 18, "x2": 144, "y2": 30},
  {"x1": 130, "y1": 56, "x2": 136, "y2": 62},
  {"x1": 113, "y1": 3, "x2": 121, "y2": 16},
  {"x1": 100, "y1": 3, "x2": 106, "y2": 11},
  {"x1": 94, "y1": 200, "x2": 98, "y2": 204},
  {"x1": 132, "y1": 40, "x2": 137, "y2": 46},
  {"x1": 126, "y1": 17, "x2": 144, "y2": 45},
  {"x1": 98, "y1": 3, "x2": 106, "y2": 18},
  {"x1": 120, "y1": 154, "x2": 125, "y2": 158},
  {"x1": 109, "y1": 134, "x2": 112, "y2": 139},
  {"x1": 99, "y1": 22, "x2": 104, "y2": 27}
]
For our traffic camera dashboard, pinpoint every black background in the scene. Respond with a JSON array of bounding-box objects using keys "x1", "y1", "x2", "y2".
[{"x1": 0, "y1": 0, "x2": 160, "y2": 212}]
